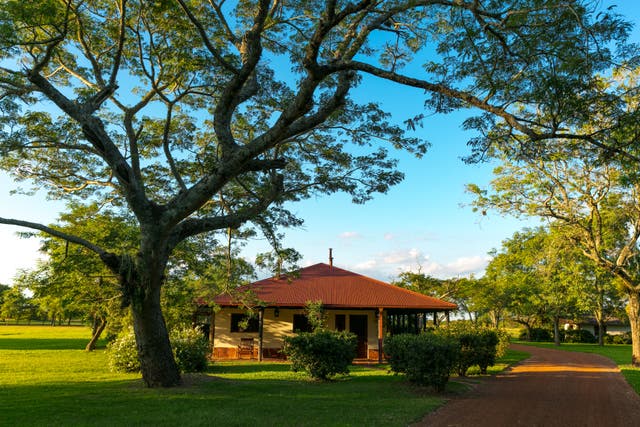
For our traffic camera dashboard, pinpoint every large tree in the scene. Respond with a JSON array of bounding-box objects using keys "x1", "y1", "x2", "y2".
[
  {"x1": 481, "y1": 227, "x2": 587, "y2": 343},
  {"x1": 0, "y1": 1, "x2": 629, "y2": 386},
  {"x1": 21, "y1": 204, "x2": 136, "y2": 349},
  {"x1": 469, "y1": 135, "x2": 640, "y2": 363},
  {"x1": 392, "y1": 271, "x2": 478, "y2": 321}
]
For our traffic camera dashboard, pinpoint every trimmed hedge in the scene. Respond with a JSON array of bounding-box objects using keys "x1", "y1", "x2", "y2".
[
  {"x1": 384, "y1": 333, "x2": 460, "y2": 392},
  {"x1": 519, "y1": 327, "x2": 553, "y2": 342},
  {"x1": 384, "y1": 325, "x2": 509, "y2": 391},
  {"x1": 282, "y1": 330, "x2": 357, "y2": 380},
  {"x1": 436, "y1": 323, "x2": 505, "y2": 376},
  {"x1": 605, "y1": 332, "x2": 632, "y2": 345},
  {"x1": 561, "y1": 329, "x2": 597, "y2": 344}
]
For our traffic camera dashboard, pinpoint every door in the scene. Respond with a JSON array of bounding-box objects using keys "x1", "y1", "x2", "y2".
[{"x1": 349, "y1": 315, "x2": 368, "y2": 359}]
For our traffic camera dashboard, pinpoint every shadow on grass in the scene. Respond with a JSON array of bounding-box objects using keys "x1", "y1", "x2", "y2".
[
  {"x1": 0, "y1": 372, "x2": 443, "y2": 427},
  {"x1": 0, "y1": 338, "x2": 94, "y2": 350},
  {"x1": 208, "y1": 362, "x2": 292, "y2": 375}
]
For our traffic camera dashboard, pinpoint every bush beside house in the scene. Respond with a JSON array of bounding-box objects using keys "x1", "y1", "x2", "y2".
[
  {"x1": 384, "y1": 326, "x2": 509, "y2": 392},
  {"x1": 282, "y1": 330, "x2": 357, "y2": 380},
  {"x1": 384, "y1": 333, "x2": 460, "y2": 392}
]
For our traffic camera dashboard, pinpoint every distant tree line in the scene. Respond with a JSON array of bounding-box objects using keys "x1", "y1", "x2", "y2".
[{"x1": 393, "y1": 225, "x2": 627, "y2": 347}]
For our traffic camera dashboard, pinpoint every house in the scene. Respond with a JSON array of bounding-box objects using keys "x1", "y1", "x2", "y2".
[
  {"x1": 563, "y1": 317, "x2": 630, "y2": 337},
  {"x1": 211, "y1": 262, "x2": 457, "y2": 362}
]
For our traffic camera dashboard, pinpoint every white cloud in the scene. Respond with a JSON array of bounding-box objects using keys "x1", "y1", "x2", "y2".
[
  {"x1": 379, "y1": 248, "x2": 420, "y2": 264},
  {"x1": 339, "y1": 231, "x2": 362, "y2": 239},
  {"x1": 344, "y1": 250, "x2": 490, "y2": 282},
  {"x1": 353, "y1": 259, "x2": 378, "y2": 271},
  {"x1": 383, "y1": 232, "x2": 396, "y2": 241},
  {"x1": 445, "y1": 255, "x2": 490, "y2": 276}
]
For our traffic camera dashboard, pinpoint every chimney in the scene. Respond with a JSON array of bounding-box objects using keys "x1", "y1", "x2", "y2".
[{"x1": 329, "y1": 248, "x2": 334, "y2": 269}]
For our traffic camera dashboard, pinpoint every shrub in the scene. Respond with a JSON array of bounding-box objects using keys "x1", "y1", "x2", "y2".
[
  {"x1": 562, "y1": 329, "x2": 597, "y2": 344},
  {"x1": 283, "y1": 330, "x2": 357, "y2": 380},
  {"x1": 436, "y1": 323, "x2": 502, "y2": 376},
  {"x1": 452, "y1": 331, "x2": 481, "y2": 376},
  {"x1": 170, "y1": 326, "x2": 209, "y2": 373},
  {"x1": 519, "y1": 327, "x2": 553, "y2": 342},
  {"x1": 495, "y1": 329, "x2": 511, "y2": 358},
  {"x1": 475, "y1": 329, "x2": 500, "y2": 374},
  {"x1": 605, "y1": 332, "x2": 632, "y2": 345},
  {"x1": 108, "y1": 326, "x2": 209, "y2": 374},
  {"x1": 383, "y1": 333, "x2": 414, "y2": 374},
  {"x1": 384, "y1": 333, "x2": 460, "y2": 392},
  {"x1": 107, "y1": 329, "x2": 140, "y2": 373}
]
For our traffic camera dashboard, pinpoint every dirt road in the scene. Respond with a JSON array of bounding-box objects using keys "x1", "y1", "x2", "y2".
[{"x1": 415, "y1": 344, "x2": 640, "y2": 427}]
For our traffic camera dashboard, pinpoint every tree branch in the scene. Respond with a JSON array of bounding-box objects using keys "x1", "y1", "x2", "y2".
[{"x1": 0, "y1": 217, "x2": 110, "y2": 259}]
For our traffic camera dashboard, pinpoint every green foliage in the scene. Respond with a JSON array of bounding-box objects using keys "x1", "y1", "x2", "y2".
[
  {"x1": 519, "y1": 328, "x2": 554, "y2": 342},
  {"x1": 170, "y1": 326, "x2": 209, "y2": 373},
  {"x1": 107, "y1": 329, "x2": 140, "y2": 373},
  {"x1": 109, "y1": 327, "x2": 210, "y2": 374},
  {"x1": 383, "y1": 333, "x2": 414, "y2": 375},
  {"x1": 384, "y1": 333, "x2": 460, "y2": 392},
  {"x1": 282, "y1": 330, "x2": 357, "y2": 380},
  {"x1": 392, "y1": 273, "x2": 477, "y2": 320},
  {"x1": 436, "y1": 323, "x2": 503, "y2": 376},
  {"x1": 561, "y1": 329, "x2": 597, "y2": 344},
  {"x1": 495, "y1": 328, "x2": 511, "y2": 359},
  {"x1": 0, "y1": 286, "x2": 31, "y2": 323},
  {"x1": 303, "y1": 300, "x2": 326, "y2": 332},
  {"x1": 605, "y1": 332, "x2": 633, "y2": 345}
]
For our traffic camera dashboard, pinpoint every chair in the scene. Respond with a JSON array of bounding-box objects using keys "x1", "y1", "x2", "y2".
[{"x1": 238, "y1": 337, "x2": 255, "y2": 359}]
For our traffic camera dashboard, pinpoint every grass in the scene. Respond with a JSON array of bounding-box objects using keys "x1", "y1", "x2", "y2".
[
  {"x1": 0, "y1": 326, "x2": 462, "y2": 426},
  {"x1": 0, "y1": 326, "x2": 527, "y2": 426},
  {"x1": 516, "y1": 341, "x2": 640, "y2": 394}
]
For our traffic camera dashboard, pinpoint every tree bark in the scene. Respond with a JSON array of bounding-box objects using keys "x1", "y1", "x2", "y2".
[
  {"x1": 627, "y1": 290, "x2": 640, "y2": 367},
  {"x1": 597, "y1": 321, "x2": 605, "y2": 346},
  {"x1": 127, "y1": 247, "x2": 181, "y2": 387},
  {"x1": 553, "y1": 316, "x2": 561, "y2": 346},
  {"x1": 131, "y1": 286, "x2": 181, "y2": 387},
  {"x1": 85, "y1": 317, "x2": 107, "y2": 352}
]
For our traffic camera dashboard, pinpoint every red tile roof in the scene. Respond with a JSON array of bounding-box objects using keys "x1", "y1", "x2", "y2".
[{"x1": 214, "y1": 263, "x2": 457, "y2": 310}]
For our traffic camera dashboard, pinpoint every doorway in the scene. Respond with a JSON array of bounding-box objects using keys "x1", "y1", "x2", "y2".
[{"x1": 349, "y1": 315, "x2": 368, "y2": 359}]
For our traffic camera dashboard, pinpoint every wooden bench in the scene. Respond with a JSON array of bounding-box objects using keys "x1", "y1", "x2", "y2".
[{"x1": 238, "y1": 337, "x2": 255, "y2": 359}]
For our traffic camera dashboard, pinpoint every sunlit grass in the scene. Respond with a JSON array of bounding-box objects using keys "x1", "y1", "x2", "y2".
[
  {"x1": 517, "y1": 341, "x2": 640, "y2": 394},
  {"x1": 0, "y1": 326, "x2": 529, "y2": 426}
]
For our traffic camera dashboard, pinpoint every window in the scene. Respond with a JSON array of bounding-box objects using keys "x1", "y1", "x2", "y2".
[
  {"x1": 335, "y1": 314, "x2": 346, "y2": 331},
  {"x1": 230, "y1": 313, "x2": 259, "y2": 333},
  {"x1": 293, "y1": 314, "x2": 313, "y2": 333}
]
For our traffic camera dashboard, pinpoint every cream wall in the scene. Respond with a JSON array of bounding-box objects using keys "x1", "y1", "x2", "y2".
[{"x1": 214, "y1": 308, "x2": 380, "y2": 352}]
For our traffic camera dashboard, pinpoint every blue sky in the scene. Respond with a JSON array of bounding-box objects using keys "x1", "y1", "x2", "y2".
[{"x1": 1, "y1": 2, "x2": 639, "y2": 284}]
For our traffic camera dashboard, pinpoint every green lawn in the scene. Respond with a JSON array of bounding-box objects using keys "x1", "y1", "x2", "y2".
[
  {"x1": 517, "y1": 341, "x2": 640, "y2": 394},
  {"x1": 1, "y1": 326, "x2": 530, "y2": 427}
]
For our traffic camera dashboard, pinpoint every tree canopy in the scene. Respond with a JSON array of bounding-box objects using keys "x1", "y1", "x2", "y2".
[{"x1": 469, "y1": 102, "x2": 640, "y2": 361}]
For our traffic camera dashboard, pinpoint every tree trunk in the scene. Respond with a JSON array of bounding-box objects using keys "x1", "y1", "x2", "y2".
[
  {"x1": 85, "y1": 317, "x2": 107, "y2": 352},
  {"x1": 627, "y1": 290, "x2": 640, "y2": 367},
  {"x1": 597, "y1": 320, "x2": 605, "y2": 347},
  {"x1": 128, "y1": 262, "x2": 181, "y2": 387},
  {"x1": 553, "y1": 316, "x2": 561, "y2": 346}
]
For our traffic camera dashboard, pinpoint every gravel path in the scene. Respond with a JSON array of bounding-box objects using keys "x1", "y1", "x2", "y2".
[{"x1": 415, "y1": 344, "x2": 640, "y2": 427}]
